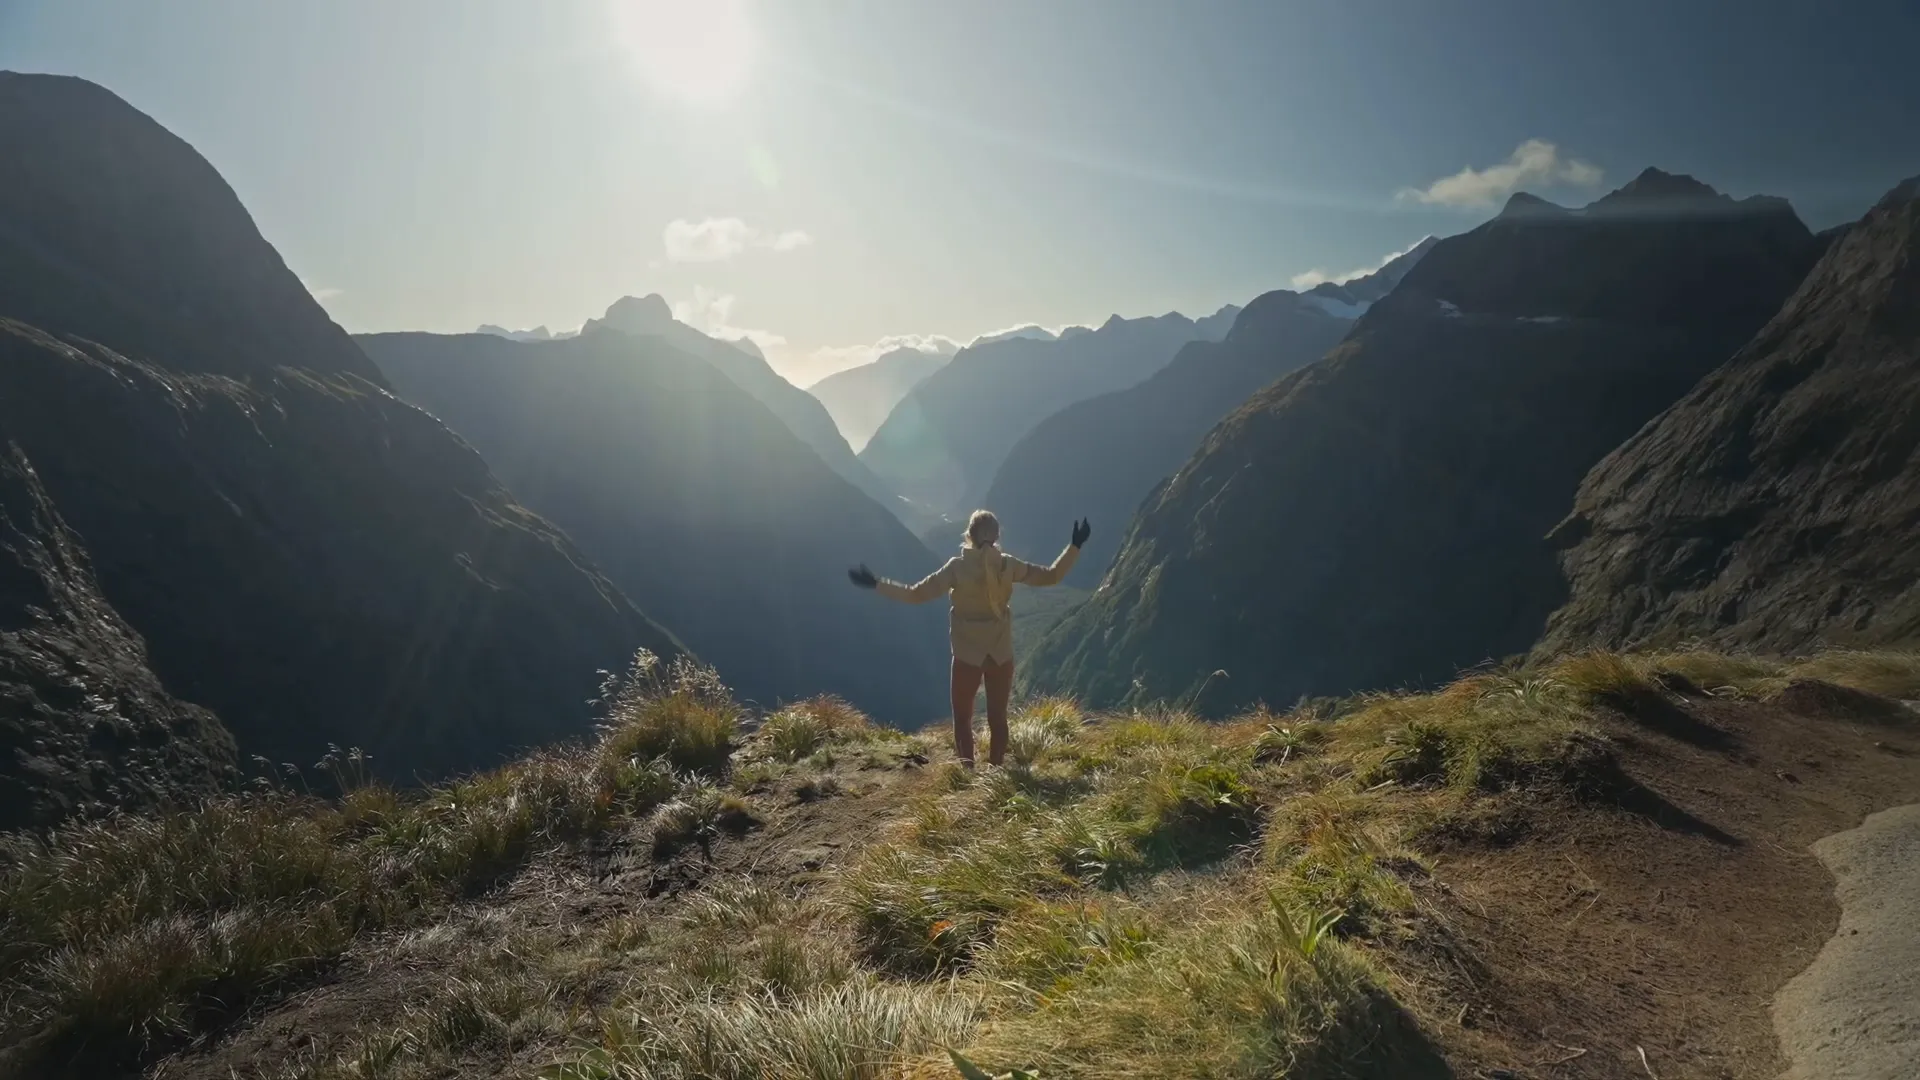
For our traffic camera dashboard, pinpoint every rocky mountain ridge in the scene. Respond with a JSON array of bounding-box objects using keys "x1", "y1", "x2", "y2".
[{"x1": 1028, "y1": 169, "x2": 1824, "y2": 711}]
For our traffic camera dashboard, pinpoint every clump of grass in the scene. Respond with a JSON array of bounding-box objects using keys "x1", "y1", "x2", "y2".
[
  {"x1": 597, "y1": 650, "x2": 740, "y2": 777},
  {"x1": 0, "y1": 649, "x2": 734, "y2": 1071},
  {"x1": 1004, "y1": 698, "x2": 1084, "y2": 768},
  {"x1": 1787, "y1": 649, "x2": 1920, "y2": 700},
  {"x1": 756, "y1": 696, "x2": 886, "y2": 762},
  {"x1": 1636, "y1": 647, "x2": 1784, "y2": 697},
  {"x1": 970, "y1": 898, "x2": 1154, "y2": 999},
  {"x1": 566, "y1": 978, "x2": 981, "y2": 1080},
  {"x1": 959, "y1": 890, "x2": 1426, "y2": 1080},
  {"x1": 650, "y1": 780, "x2": 759, "y2": 856},
  {"x1": 1331, "y1": 671, "x2": 1592, "y2": 793},
  {"x1": 1550, "y1": 650, "x2": 1658, "y2": 704},
  {"x1": 1249, "y1": 716, "x2": 1328, "y2": 764},
  {"x1": 838, "y1": 829, "x2": 1075, "y2": 975}
]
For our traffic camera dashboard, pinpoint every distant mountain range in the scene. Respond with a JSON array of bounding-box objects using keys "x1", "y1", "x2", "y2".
[
  {"x1": 859, "y1": 305, "x2": 1240, "y2": 517},
  {"x1": 807, "y1": 345, "x2": 954, "y2": 452},
  {"x1": 359, "y1": 328, "x2": 952, "y2": 725},
  {"x1": 1028, "y1": 169, "x2": 1824, "y2": 712},
  {"x1": 0, "y1": 73, "x2": 675, "y2": 823},
  {"x1": 1542, "y1": 174, "x2": 1920, "y2": 656},
  {"x1": 477, "y1": 323, "x2": 577, "y2": 342},
  {"x1": 983, "y1": 242, "x2": 1434, "y2": 588}
]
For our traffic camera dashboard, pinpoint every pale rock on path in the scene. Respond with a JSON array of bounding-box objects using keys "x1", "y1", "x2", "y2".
[{"x1": 1773, "y1": 801, "x2": 1920, "y2": 1079}]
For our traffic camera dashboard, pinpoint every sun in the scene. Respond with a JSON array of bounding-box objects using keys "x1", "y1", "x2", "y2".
[{"x1": 610, "y1": 0, "x2": 758, "y2": 105}]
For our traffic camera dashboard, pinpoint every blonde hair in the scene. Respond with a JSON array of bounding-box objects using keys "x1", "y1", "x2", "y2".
[{"x1": 964, "y1": 509, "x2": 1000, "y2": 548}]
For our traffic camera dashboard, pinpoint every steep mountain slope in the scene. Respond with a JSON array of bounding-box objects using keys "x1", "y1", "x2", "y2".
[
  {"x1": 359, "y1": 329, "x2": 952, "y2": 726},
  {"x1": 1028, "y1": 170, "x2": 1822, "y2": 711},
  {"x1": 807, "y1": 345, "x2": 953, "y2": 451},
  {"x1": 1541, "y1": 175, "x2": 1920, "y2": 654},
  {"x1": 0, "y1": 72, "x2": 675, "y2": 786},
  {"x1": 0, "y1": 75, "x2": 381, "y2": 384},
  {"x1": 983, "y1": 245, "x2": 1431, "y2": 587},
  {"x1": 0, "y1": 444, "x2": 235, "y2": 831},
  {"x1": 579, "y1": 296, "x2": 914, "y2": 520},
  {"x1": 860, "y1": 308, "x2": 1236, "y2": 516}
]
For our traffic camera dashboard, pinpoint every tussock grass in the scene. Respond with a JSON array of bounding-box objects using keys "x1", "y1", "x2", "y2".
[
  {"x1": 1785, "y1": 649, "x2": 1920, "y2": 700},
  {"x1": 961, "y1": 891, "x2": 1427, "y2": 1080},
  {"x1": 20, "y1": 645, "x2": 1914, "y2": 1080},
  {"x1": 573, "y1": 978, "x2": 982, "y2": 1080},
  {"x1": 0, "y1": 650, "x2": 735, "y2": 1070},
  {"x1": 596, "y1": 650, "x2": 740, "y2": 777},
  {"x1": 1614, "y1": 645, "x2": 1920, "y2": 702},
  {"x1": 753, "y1": 695, "x2": 907, "y2": 764}
]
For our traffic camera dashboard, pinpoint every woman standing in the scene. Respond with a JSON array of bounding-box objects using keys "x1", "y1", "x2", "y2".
[{"x1": 849, "y1": 510, "x2": 1089, "y2": 767}]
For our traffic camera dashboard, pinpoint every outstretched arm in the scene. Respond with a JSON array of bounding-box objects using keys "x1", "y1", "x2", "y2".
[
  {"x1": 872, "y1": 560, "x2": 957, "y2": 604},
  {"x1": 1010, "y1": 519, "x2": 1090, "y2": 588}
]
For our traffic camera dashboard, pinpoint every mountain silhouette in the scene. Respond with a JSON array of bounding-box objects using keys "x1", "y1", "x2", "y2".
[
  {"x1": 808, "y1": 345, "x2": 953, "y2": 451},
  {"x1": 1027, "y1": 171, "x2": 1821, "y2": 712},
  {"x1": 359, "y1": 328, "x2": 953, "y2": 726},
  {"x1": 982, "y1": 243, "x2": 1432, "y2": 587},
  {"x1": 859, "y1": 307, "x2": 1237, "y2": 517},
  {"x1": 578, "y1": 294, "x2": 920, "y2": 524},
  {"x1": 1542, "y1": 175, "x2": 1920, "y2": 654},
  {"x1": 0, "y1": 72, "x2": 677, "y2": 801}
]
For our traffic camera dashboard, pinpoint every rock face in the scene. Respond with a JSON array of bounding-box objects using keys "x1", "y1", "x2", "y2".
[
  {"x1": 579, "y1": 295, "x2": 911, "y2": 521},
  {"x1": 1541, "y1": 176, "x2": 1920, "y2": 654},
  {"x1": 1028, "y1": 170, "x2": 1821, "y2": 712},
  {"x1": 0, "y1": 443, "x2": 235, "y2": 831},
  {"x1": 808, "y1": 345, "x2": 953, "y2": 452},
  {"x1": 860, "y1": 309, "x2": 1236, "y2": 517},
  {"x1": 359, "y1": 329, "x2": 952, "y2": 727},
  {"x1": 981, "y1": 243, "x2": 1432, "y2": 588},
  {"x1": 0, "y1": 73, "x2": 677, "y2": 788}
]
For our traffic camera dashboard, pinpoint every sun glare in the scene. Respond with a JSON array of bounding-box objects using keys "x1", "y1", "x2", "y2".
[{"x1": 610, "y1": 0, "x2": 757, "y2": 105}]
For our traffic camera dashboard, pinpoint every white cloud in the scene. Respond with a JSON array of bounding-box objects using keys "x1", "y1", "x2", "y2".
[
  {"x1": 670, "y1": 286, "x2": 787, "y2": 351},
  {"x1": 662, "y1": 217, "x2": 814, "y2": 262},
  {"x1": 1398, "y1": 139, "x2": 1603, "y2": 208},
  {"x1": 1289, "y1": 236, "x2": 1432, "y2": 289},
  {"x1": 801, "y1": 333, "x2": 963, "y2": 377},
  {"x1": 298, "y1": 277, "x2": 344, "y2": 302}
]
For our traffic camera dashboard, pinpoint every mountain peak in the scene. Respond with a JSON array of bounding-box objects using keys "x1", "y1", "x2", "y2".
[
  {"x1": 1611, "y1": 167, "x2": 1722, "y2": 201},
  {"x1": 601, "y1": 294, "x2": 674, "y2": 329},
  {"x1": 1498, "y1": 191, "x2": 1568, "y2": 218}
]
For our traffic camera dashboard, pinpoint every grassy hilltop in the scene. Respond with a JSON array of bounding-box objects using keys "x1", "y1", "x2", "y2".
[{"x1": 4, "y1": 647, "x2": 1920, "y2": 1079}]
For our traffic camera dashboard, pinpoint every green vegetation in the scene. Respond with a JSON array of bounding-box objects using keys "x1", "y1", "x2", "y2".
[{"x1": 5, "y1": 647, "x2": 1917, "y2": 1079}]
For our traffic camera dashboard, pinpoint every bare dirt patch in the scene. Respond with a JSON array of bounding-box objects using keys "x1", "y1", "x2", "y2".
[{"x1": 1417, "y1": 690, "x2": 1920, "y2": 1079}]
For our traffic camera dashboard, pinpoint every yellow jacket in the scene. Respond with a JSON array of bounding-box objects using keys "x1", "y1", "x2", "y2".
[{"x1": 876, "y1": 543, "x2": 1080, "y2": 666}]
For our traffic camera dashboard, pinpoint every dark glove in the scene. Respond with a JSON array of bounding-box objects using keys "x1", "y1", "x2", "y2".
[
  {"x1": 848, "y1": 564, "x2": 878, "y2": 589},
  {"x1": 1070, "y1": 518, "x2": 1091, "y2": 549}
]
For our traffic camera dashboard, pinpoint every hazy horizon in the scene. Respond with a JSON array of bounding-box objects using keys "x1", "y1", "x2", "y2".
[{"x1": 5, "y1": 0, "x2": 1917, "y2": 384}]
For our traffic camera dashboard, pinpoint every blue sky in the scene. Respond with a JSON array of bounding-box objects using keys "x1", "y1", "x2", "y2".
[{"x1": 5, "y1": 0, "x2": 1917, "y2": 383}]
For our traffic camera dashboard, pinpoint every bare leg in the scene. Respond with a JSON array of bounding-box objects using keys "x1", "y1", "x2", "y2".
[
  {"x1": 950, "y1": 658, "x2": 985, "y2": 765},
  {"x1": 984, "y1": 657, "x2": 1014, "y2": 766}
]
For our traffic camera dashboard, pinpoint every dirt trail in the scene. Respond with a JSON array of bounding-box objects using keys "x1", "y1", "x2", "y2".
[
  {"x1": 1773, "y1": 801, "x2": 1920, "y2": 1080},
  {"x1": 1423, "y1": 691, "x2": 1920, "y2": 1079}
]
